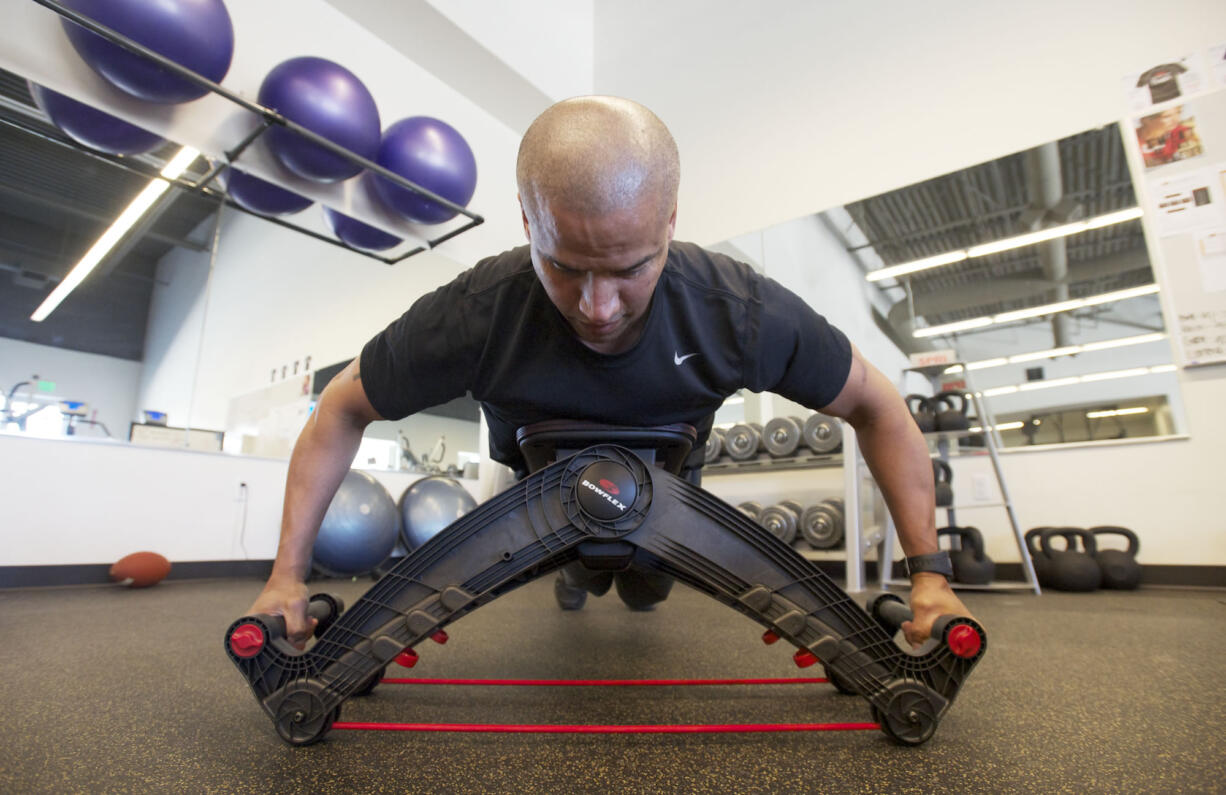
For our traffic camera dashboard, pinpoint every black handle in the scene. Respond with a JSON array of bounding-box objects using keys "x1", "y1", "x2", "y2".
[
  {"x1": 868, "y1": 593, "x2": 913, "y2": 633},
  {"x1": 251, "y1": 593, "x2": 345, "y2": 642},
  {"x1": 1090, "y1": 525, "x2": 1140, "y2": 556}
]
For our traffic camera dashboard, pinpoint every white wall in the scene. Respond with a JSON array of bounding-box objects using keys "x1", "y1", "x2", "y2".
[
  {"x1": 0, "y1": 337, "x2": 141, "y2": 439},
  {"x1": 138, "y1": 207, "x2": 479, "y2": 431},
  {"x1": 0, "y1": 433, "x2": 480, "y2": 567},
  {"x1": 593, "y1": 0, "x2": 1226, "y2": 247},
  {"x1": 426, "y1": 0, "x2": 595, "y2": 101}
]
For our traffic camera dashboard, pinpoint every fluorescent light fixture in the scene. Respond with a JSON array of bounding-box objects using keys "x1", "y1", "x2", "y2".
[
  {"x1": 1080, "y1": 367, "x2": 1152, "y2": 383},
  {"x1": 912, "y1": 317, "x2": 994, "y2": 338},
  {"x1": 1008, "y1": 346, "x2": 1081, "y2": 364},
  {"x1": 942, "y1": 333, "x2": 1168, "y2": 375},
  {"x1": 1149, "y1": 364, "x2": 1176, "y2": 373},
  {"x1": 981, "y1": 386, "x2": 1019, "y2": 397},
  {"x1": 913, "y1": 284, "x2": 1160, "y2": 338},
  {"x1": 866, "y1": 206, "x2": 1143, "y2": 283},
  {"x1": 968, "y1": 421, "x2": 1025, "y2": 432},
  {"x1": 1086, "y1": 407, "x2": 1149, "y2": 418},
  {"x1": 1080, "y1": 332, "x2": 1166, "y2": 352},
  {"x1": 864, "y1": 250, "x2": 969, "y2": 283},
  {"x1": 722, "y1": 396, "x2": 745, "y2": 406},
  {"x1": 1018, "y1": 376, "x2": 1081, "y2": 391},
  {"x1": 31, "y1": 146, "x2": 199, "y2": 323}
]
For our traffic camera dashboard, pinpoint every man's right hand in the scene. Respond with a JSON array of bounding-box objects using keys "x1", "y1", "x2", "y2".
[{"x1": 246, "y1": 578, "x2": 317, "y2": 650}]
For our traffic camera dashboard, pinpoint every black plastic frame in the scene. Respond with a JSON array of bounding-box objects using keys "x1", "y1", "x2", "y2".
[
  {"x1": 226, "y1": 445, "x2": 987, "y2": 746},
  {"x1": 29, "y1": 0, "x2": 485, "y2": 264}
]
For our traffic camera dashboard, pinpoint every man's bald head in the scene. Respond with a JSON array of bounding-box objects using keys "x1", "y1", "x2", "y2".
[{"x1": 517, "y1": 96, "x2": 679, "y2": 226}]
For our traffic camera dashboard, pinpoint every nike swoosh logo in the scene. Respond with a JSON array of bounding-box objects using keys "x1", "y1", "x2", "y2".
[{"x1": 674, "y1": 352, "x2": 699, "y2": 365}]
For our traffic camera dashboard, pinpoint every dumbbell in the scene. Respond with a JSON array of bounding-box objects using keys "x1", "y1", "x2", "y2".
[
  {"x1": 758, "y1": 500, "x2": 803, "y2": 544},
  {"x1": 762, "y1": 416, "x2": 804, "y2": 457},
  {"x1": 802, "y1": 413, "x2": 843, "y2": 454},
  {"x1": 736, "y1": 500, "x2": 763, "y2": 522},
  {"x1": 704, "y1": 428, "x2": 725, "y2": 464},
  {"x1": 724, "y1": 422, "x2": 764, "y2": 461},
  {"x1": 799, "y1": 499, "x2": 845, "y2": 549}
]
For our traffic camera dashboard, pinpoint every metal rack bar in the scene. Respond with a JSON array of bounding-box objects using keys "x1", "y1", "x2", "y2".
[{"x1": 30, "y1": 0, "x2": 485, "y2": 264}]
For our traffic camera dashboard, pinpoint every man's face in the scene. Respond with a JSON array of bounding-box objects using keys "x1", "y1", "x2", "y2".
[{"x1": 521, "y1": 195, "x2": 676, "y2": 355}]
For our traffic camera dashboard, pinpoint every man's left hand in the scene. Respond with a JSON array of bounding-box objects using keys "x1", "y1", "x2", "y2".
[{"x1": 899, "y1": 572, "x2": 976, "y2": 648}]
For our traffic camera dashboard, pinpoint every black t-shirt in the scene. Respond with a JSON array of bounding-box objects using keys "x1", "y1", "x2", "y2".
[{"x1": 360, "y1": 241, "x2": 852, "y2": 473}]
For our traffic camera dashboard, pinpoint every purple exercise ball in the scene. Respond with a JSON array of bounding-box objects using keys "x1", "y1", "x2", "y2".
[
  {"x1": 217, "y1": 167, "x2": 313, "y2": 217},
  {"x1": 29, "y1": 82, "x2": 165, "y2": 155},
  {"x1": 368, "y1": 116, "x2": 477, "y2": 224},
  {"x1": 322, "y1": 207, "x2": 402, "y2": 252},
  {"x1": 59, "y1": 0, "x2": 234, "y2": 104},
  {"x1": 259, "y1": 57, "x2": 381, "y2": 183}
]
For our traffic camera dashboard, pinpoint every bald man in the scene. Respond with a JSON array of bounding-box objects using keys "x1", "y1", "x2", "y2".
[{"x1": 249, "y1": 96, "x2": 972, "y2": 648}]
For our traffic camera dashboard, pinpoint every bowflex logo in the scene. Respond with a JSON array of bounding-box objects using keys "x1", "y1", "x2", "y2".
[
  {"x1": 598, "y1": 478, "x2": 620, "y2": 495},
  {"x1": 581, "y1": 478, "x2": 627, "y2": 511}
]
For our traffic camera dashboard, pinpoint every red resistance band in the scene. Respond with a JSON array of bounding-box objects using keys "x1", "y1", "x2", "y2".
[
  {"x1": 379, "y1": 676, "x2": 829, "y2": 687},
  {"x1": 332, "y1": 721, "x2": 880, "y2": 734}
]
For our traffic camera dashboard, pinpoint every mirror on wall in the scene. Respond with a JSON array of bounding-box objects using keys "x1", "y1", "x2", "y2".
[{"x1": 711, "y1": 120, "x2": 1185, "y2": 447}]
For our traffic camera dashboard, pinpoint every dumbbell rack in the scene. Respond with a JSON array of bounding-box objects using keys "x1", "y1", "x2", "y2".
[
  {"x1": 872, "y1": 363, "x2": 1040, "y2": 594},
  {"x1": 702, "y1": 424, "x2": 888, "y2": 592}
]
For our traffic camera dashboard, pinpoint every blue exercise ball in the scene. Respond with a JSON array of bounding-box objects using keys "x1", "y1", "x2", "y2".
[
  {"x1": 59, "y1": 0, "x2": 234, "y2": 104},
  {"x1": 398, "y1": 476, "x2": 478, "y2": 551},
  {"x1": 29, "y1": 82, "x2": 165, "y2": 155},
  {"x1": 259, "y1": 57, "x2": 381, "y2": 183},
  {"x1": 322, "y1": 206, "x2": 402, "y2": 252},
  {"x1": 217, "y1": 166, "x2": 313, "y2": 216},
  {"x1": 367, "y1": 116, "x2": 477, "y2": 224},
  {"x1": 313, "y1": 470, "x2": 400, "y2": 577}
]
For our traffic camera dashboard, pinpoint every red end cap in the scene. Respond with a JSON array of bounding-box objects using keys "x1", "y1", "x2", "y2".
[
  {"x1": 230, "y1": 623, "x2": 265, "y2": 658},
  {"x1": 395, "y1": 649, "x2": 419, "y2": 668},
  {"x1": 793, "y1": 649, "x2": 819, "y2": 668},
  {"x1": 947, "y1": 624, "x2": 982, "y2": 659},
  {"x1": 431, "y1": 630, "x2": 449, "y2": 645},
  {"x1": 761, "y1": 630, "x2": 780, "y2": 645}
]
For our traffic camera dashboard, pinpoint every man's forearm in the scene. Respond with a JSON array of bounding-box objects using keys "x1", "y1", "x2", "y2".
[
  {"x1": 269, "y1": 406, "x2": 368, "y2": 583},
  {"x1": 848, "y1": 404, "x2": 938, "y2": 559}
]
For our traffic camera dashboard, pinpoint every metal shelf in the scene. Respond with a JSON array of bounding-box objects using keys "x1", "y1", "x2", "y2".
[
  {"x1": 884, "y1": 578, "x2": 1036, "y2": 592},
  {"x1": 703, "y1": 452, "x2": 843, "y2": 475}
]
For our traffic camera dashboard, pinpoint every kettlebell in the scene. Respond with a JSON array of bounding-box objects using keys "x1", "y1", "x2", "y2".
[
  {"x1": 932, "y1": 392, "x2": 970, "y2": 431},
  {"x1": 1024, "y1": 526, "x2": 1053, "y2": 585},
  {"x1": 937, "y1": 526, "x2": 995, "y2": 585},
  {"x1": 1090, "y1": 526, "x2": 1142, "y2": 590},
  {"x1": 1039, "y1": 527, "x2": 1102, "y2": 592},
  {"x1": 932, "y1": 459, "x2": 953, "y2": 507},
  {"x1": 906, "y1": 394, "x2": 936, "y2": 433}
]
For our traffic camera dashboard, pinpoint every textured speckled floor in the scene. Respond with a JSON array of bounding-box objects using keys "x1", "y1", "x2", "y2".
[{"x1": 0, "y1": 577, "x2": 1223, "y2": 794}]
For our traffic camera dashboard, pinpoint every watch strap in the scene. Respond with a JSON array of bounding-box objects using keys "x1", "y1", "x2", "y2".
[{"x1": 904, "y1": 551, "x2": 954, "y2": 580}]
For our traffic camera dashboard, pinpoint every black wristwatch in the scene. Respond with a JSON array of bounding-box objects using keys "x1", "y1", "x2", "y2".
[{"x1": 904, "y1": 551, "x2": 953, "y2": 581}]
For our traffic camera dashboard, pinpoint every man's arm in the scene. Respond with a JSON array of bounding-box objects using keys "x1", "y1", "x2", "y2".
[
  {"x1": 819, "y1": 345, "x2": 973, "y2": 646},
  {"x1": 246, "y1": 358, "x2": 385, "y2": 648}
]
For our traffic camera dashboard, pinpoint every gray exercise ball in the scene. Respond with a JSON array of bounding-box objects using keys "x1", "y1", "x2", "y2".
[
  {"x1": 399, "y1": 475, "x2": 478, "y2": 551},
  {"x1": 313, "y1": 470, "x2": 400, "y2": 576}
]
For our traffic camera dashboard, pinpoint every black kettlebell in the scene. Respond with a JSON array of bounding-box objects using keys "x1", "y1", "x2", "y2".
[
  {"x1": 906, "y1": 394, "x2": 936, "y2": 433},
  {"x1": 1024, "y1": 526, "x2": 1054, "y2": 585},
  {"x1": 932, "y1": 459, "x2": 953, "y2": 507},
  {"x1": 932, "y1": 392, "x2": 970, "y2": 431},
  {"x1": 1090, "y1": 526, "x2": 1142, "y2": 590},
  {"x1": 937, "y1": 526, "x2": 995, "y2": 585},
  {"x1": 1039, "y1": 527, "x2": 1102, "y2": 592}
]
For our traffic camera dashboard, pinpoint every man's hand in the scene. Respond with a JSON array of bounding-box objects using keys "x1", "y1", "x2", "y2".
[
  {"x1": 246, "y1": 578, "x2": 317, "y2": 650},
  {"x1": 900, "y1": 572, "x2": 975, "y2": 648}
]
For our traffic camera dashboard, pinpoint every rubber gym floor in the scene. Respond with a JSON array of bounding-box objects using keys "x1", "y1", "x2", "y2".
[{"x1": 1, "y1": 576, "x2": 1222, "y2": 794}]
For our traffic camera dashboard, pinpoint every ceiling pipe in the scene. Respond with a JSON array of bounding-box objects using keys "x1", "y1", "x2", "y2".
[{"x1": 1023, "y1": 142, "x2": 1076, "y2": 347}]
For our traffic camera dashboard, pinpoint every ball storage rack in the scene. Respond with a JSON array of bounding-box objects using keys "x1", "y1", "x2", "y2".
[
  {"x1": 25, "y1": 0, "x2": 485, "y2": 264},
  {"x1": 225, "y1": 441, "x2": 987, "y2": 747}
]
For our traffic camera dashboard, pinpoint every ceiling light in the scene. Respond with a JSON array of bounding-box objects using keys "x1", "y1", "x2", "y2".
[
  {"x1": 1008, "y1": 346, "x2": 1081, "y2": 364},
  {"x1": 981, "y1": 386, "x2": 1019, "y2": 397},
  {"x1": 1086, "y1": 407, "x2": 1149, "y2": 418},
  {"x1": 913, "y1": 284, "x2": 1160, "y2": 338},
  {"x1": 973, "y1": 362, "x2": 1173, "y2": 398},
  {"x1": 968, "y1": 421, "x2": 1025, "y2": 432},
  {"x1": 1080, "y1": 367, "x2": 1152, "y2": 382},
  {"x1": 942, "y1": 333, "x2": 1168, "y2": 374},
  {"x1": 31, "y1": 146, "x2": 199, "y2": 323},
  {"x1": 1018, "y1": 376, "x2": 1081, "y2": 391},
  {"x1": 866, "y1": 206, "x2": 1143, "y2": 283}
]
